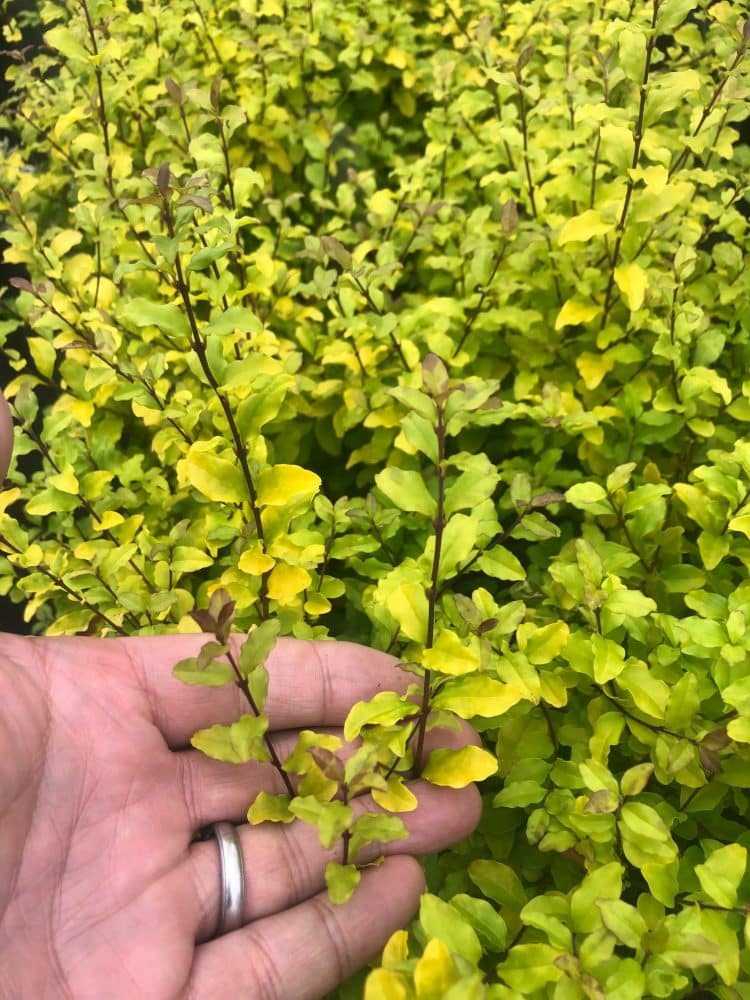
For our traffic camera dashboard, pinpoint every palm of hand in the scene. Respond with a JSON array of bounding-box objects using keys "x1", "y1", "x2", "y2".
[{"x1": 0, "y1": 633, "x2": 480, "y2": 998}]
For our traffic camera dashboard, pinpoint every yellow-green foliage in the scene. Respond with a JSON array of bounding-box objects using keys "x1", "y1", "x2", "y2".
[{"x1": 2, "y1": 0, "x2": 750, "y2": 995}]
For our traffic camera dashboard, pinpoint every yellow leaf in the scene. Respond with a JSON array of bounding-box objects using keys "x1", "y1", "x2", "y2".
[
  {"x1": 48, "y1": 465, "x2": 79, "y2": 495},
  {"x1": 372, "y1": 776, "x2": 419, "y2": 813},
  {"x1": 422, "y1": 745, "x2": 498, "y2": 788},
  {"x1": 364, "y1": 968, "x2": 410, "y2": 1000},
  {"x1": 421, "y1": 629, "x2": 481, "y2": 676},
  {"x1": 386, "y1": 581, "x2": 428, "y2": 643},
  {"x1": 267, "y1": 563, "x2": 311, "y2": 602},
  {"x1": 183, "y1": 447, "x2": 246, "y2": 504},
  {"x1": 238, "y1": 544, "x2": 275, "y2": 575},
  {"x1": 68, "y1": 399, "x2": 95, "y2": 427},
  {"x1": 558, "y1": 209, "x2": 614, "y2": 245},
  {"x1": 728, "y1": 515, "x2": 750, "y2": 539},
  {"x1": 576, "y1": 351, "x2": 615, "y2": 390},
  {"x1": 382, "y1": 929, "x2": 410, "y2": 969},
  {"x1": 93, "y1": 510, "x2": 125, "y2": 531},
  {"x1": 614, "y1": 262, "x2": 648, "y2": 311},
  {"x1": 432, "y1": 675, "x2": 524, "y2": 719},
  {"x1": 555, "y1": 299, "x2": 602, "y2": 330},
  {"x1": 517, "y1": 621, "x2": 570, "y2": 664},
  {"x1": 384, "y1": 46, "x2": 408, "y2": 69},
  {"x1": 50, "y1": 229, "x2": 82, "y2": 258},
  {"x1": 414, "y1": 939, "x2": 458, "y2": 998},
  {"x1": 256, "y1": 464, "x2": 321, "y2": 507}
]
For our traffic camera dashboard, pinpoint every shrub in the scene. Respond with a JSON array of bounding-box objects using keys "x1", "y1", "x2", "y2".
[{"x1": 2, "y1": 0, "x2": 750, "y2": 995}]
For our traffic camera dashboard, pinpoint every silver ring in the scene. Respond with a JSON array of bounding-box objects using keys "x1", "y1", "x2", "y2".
[{"x1": 209, "y1": 822, "x2": 245, "y2": 937}]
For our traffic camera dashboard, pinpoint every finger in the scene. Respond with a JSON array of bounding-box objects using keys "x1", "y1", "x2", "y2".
[
  {"x1": 180, "y1": 717, "x2": 480, "y2": 829},
  {"x1": 0, "y1": 388, "x2": 12, "y2": 483},
  {"x1": 123, "y1": 634, "x2": 414, "y2": 748},
  {"x1": 187, "y1": 855, "x2": 424, "y2": 1000},
  {"x1": 186, "y1": 778, "x2": 481, "y2": 941}
]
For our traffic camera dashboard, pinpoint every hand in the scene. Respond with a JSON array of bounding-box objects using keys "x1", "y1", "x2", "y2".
[{"x1": 0, "y1": 631, "x2": 481, "y2": 999}]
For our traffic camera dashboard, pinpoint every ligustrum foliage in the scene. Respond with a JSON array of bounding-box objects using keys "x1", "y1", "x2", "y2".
[{"x1": 2, "y1": 0, "x2": 750, "y2": 994}]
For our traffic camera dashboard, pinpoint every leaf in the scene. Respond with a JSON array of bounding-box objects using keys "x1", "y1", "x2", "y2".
[
  {"x1": 386, "y1": 581, "x2": 429, "y2": 643},
  {"x1": 599, "y1": 899, "x2": 647, "y2": 949},
  {"x1": 604, "y1": 589, "x2": 657, "y2": 617},
  {"x1": 247, "y1": 791, "x2": 294, "y2": 824},
  {"x1": 375, "y1": 466, "x2": 436, "y2": 516},
  {"x1": 695, "y1": 844, "x2": 747, "y2": 908},
  {"x1": 614, "y1": 263, "x2": 648, "y2": 311},
  {"x1": 422, "y1": 745, "x2": 497, "y2": 787},
  {"x1": 477, "y1": 545, "x2": 525, "y2": 581},
  {"x1": 191, "y1": 714, "x2": 270, "y2": 763},
  {"x1": 325, "y1": 862, "x2": 361, "y2": 904},
  {"x1": 558, "y1": 210, "x2": 614, "y2": 246},
  {"x1": 344, "y1": 691, "x2": 418, "y2": 741},
  {"x1": 289, "y1": 796, "x2": 353, "y2": 848},
  {"x1": 620, "y1": 762, "x2": 654, "y2": 797},
  {"x1": 468, "y1": 861, "x2": 527, "y2": 910},
  {"x1": 348, "y1": 812, "x2": 408, "y2": 858},
  {"x1": 184, "y1": 448, "x2": 246, "y2": 504},
  {"x1": 619, "y1": 25, "x2": 647, "y2": 83},
  {"x1": 565, "y1": 482, "x2": 607, "y2": 506},
  {"x1": 238, "y1": 619, "x2": 280, "y2": 677},
  {"x1": 497, "y1": 944, "x2": 564, "y2": 992},
  {"x1": 422, "y1": 628, "x2": 481, "y2": 675},
  {"x1": 238, "y1": 544, "x2": 275, "y2": 575},
  {"x1": 432, "y1": 674, "x2": 524, "y2": 718},
  {"x1": 372, "y1": 776, "x2": 419, "y2": 813},
  {"x1": 126, "y1": 298, "x2": 191, "y2": 339},
  {"x1": 255, "y1": 464, "x2": 321, "y2": 507},
  {"x1": 413, "y1": 938, "x2": 459, "y2": 998},
  {"x1": 554, "y1": 299, "x2": 602, "y2": 329},
  {"x1": 419, "y1": 893, "x2": 482, "y2": 964},
  {"x1": 364, "y1": 968, "x2": 410, "y2": 1000},
  {"x1": 44, "y1": 25, "x2": 89, "y2": 61},
  {"x1": 450, "y1": 894, "x2": 507, "y2": 951},
  {"x1": 519, "y1": 621, "x2": 569, "y2": 665},
  {"x1": 267, "y1": 563, "x2": 312, "y2": 601},
  {"x1": 172, "y1": 657, "x2": 235, "y2": 686},
  {"x1": 187, "y1": 241, "x2": 235, "y2": 272},
  {"x1": 437, "y1": 514, "x2": 479, "y2": 577},
  {"x1": 570, "y1": 861, "x2": 623, "y2": 933}
]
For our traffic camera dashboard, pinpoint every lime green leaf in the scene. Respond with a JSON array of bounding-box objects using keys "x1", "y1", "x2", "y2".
[
  {"x1": 187, "y1": 241, "x2": 235, "y2": 272},
  {"x1": 419, "y1": 893, "x2": 482, "y2": 964},
  {"x1": 289, "y1": 796, "x2": 353, "y2": 848},
  {"x1": 191, "y1": 714, "x2": 270, "y2": 763},
  {"x1": 599, "y1": 899, "x2": 647, "y2": 949},
  {"x1": 570, "y1": 861, "x2": 623, "y2": 933},
  {"x1": 184, "y1": 447, "x2": 246, "y2": 504},
  {"x1": 344, "y1": 691, "x2": 418, "y2": 742},
  {"x1": 619, "y1": 25, "x2": 647, "y2": 82},
  {"x1": 497, "y1": 944, "x2": 564, "y2": 992},
  {"x1": 325, "y1": 862, "x2": 361, "y2": 904},
  {"x1": 422, "y1": 745, "x2": 497, "y2": 787},
  {"x1": 469, "y1": 861, "x2": 527, "y2": 910},
  {"x1": 348, "y1": 812, "x2": 408, "y2": 858},
  {"x1": 695, "y1": 844, "x2": 747, "y2": 909},
  {"x1": 375, "y1": 467, "x2": 436, "y2": 516},
  {"x1": 238, "y1": 619, "x2": 280, "y2": 676},
  {"x1": 620, "y1": 762, "x2": 654, "y2": 797},
  {"x1": 565, "y1": 482, "x2": 607, "y2": 507},
  {"x1": 247, "y1": 791, "x2": 294, "y2": 824},
  {"x1": 604, "y1": 589, "x2": 657, "y2": 617},
  {"x1": 450, "y1": 894, "x2": 507, "y2": 951},
  {"x1": 172, "y1": 657, "x2": 234, "y2": 686},
  {"x1": 518, "y1": 621, "x2": 569, "y2": 665},
  {"x1": 477, "y1": 546, "x2": 525, "y2": 581}
]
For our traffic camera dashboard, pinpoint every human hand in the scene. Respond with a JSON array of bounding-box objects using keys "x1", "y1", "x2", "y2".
[{"x1": 0, "y1": 632, "x2": 481, "y2": 998}]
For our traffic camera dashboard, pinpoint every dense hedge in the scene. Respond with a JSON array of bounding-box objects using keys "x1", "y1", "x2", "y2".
[{"x1": 2, "y1": 0, "x2": 750, "y2": 995}]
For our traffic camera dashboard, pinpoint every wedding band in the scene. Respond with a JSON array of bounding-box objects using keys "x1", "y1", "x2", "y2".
[{"x1": 210, "y1": 822, "x2": 245, "y2": 937}]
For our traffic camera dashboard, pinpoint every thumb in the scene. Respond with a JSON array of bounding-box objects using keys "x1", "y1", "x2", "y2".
[{"x1": 0, "y1": 389, "x2": 13, "y2": 484}]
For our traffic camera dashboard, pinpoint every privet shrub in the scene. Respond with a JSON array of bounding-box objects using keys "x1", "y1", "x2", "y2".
[{"x1": 2, "y1": 0, "x2": 750, "y2": 994}]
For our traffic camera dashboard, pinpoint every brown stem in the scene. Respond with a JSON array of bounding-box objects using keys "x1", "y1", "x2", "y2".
[{"x1": 226, "y1": 649, "x2": 295, "y2": 795}]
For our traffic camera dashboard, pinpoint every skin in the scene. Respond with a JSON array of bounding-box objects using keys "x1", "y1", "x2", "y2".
[{"x1": 0, "y1": 394, "x2": 482, "y2": 998}]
